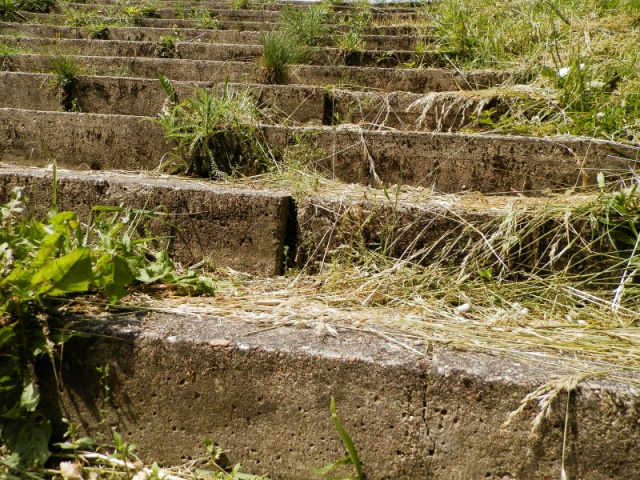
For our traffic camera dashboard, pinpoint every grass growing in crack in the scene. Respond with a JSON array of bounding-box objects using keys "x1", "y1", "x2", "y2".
[
  {"x1": 313, "y1": 398, "x2": 365, "y2": 480},
  {"x1": 48, "y1": 55, "x2": 81, "y2": 111},
  {"x1": 259, "y1": 30, "x2": 307, "y2": 84},
  {"x1": 155, "y1": 75, "x2": 273, "y2": 178}
]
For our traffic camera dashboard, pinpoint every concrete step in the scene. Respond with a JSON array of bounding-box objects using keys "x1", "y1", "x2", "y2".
[
  {"x1": 0, "y1": 165, "x2": 292, "y2": 274},
  {"x1": 42, "y1": 307, "x2": 640, "y2": 479},
  {"x1": 79, "y1": 0, "x2": 421, "y2": 15},
  {"x1": 3, "y1": 54, "x2": 508, "y2": 93},
  {"x1": 1, "y1": 108, "x2": 638, "y2": 193},
  {"x1": 0, "y1": 71, "x2": 564, "y2": 135},
  {"x1": 0, "y1": 21, "x2": 425, "y2": 50},
  {"x1": 0, "y1": 35, "x2": 435, "y2": 68},
  {"x1": 60, "y1": 2, "x2": 421, "y2": 22},
  {"x1": 0, "y1": 72, "x2": 326, "y2": 123},
  {"x1": 22, "y1": 11, "x2": 429, "y2": 35},
  {"x1": 61, "y1": 3, "x2": 284, "y2": 22}
]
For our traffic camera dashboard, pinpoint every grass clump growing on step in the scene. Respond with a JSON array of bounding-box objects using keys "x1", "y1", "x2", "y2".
[
  {"x1": 259, "y1": 30, "x2": 307, "y2": 84},
  {"x1": 281, "y1": 3, "x2": 332, "y2": 47},
  {"x1": 155, "y1": 75, "x2": 273, "y2": 178},
  {"x1": 48, "y1": 55, "x2": 81, "y2": 111}
]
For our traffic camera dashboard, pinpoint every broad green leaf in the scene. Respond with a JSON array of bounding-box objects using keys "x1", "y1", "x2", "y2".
[
  {"x1": 31, "y1": 230, "x2": 63, "y2": 270},
  {"x1": 19, "y1": 380, "x2": 39, "y2": 412},
  {"x1": 0, "y1": 414, "x2": 51, "y2": 468},
  {"x1": 31, "y1": 247, "x2": 92, "y2": 296},
  {"x1": 0, "y1": 362, "x2": 23, "y2": 417},
  {"x1": 103, "y1": 255, "x2": 136, "y2": 304},
  {"x1": 48, "y1": 211, "x2": 78, "y2": 227}
]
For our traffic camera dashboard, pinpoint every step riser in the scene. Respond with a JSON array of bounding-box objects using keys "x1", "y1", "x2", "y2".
[
  {"x1": 62, "y1": 4, "x2": 283, "y2": 22},
  {"x1": 22, "y1": 11, "x2": 430, "y2": 35},
  {"x1": 62, "y1": 3, "x2": 421, "y2": 22},
  {"x1": 0, "y1": 22, "x2": 426, "y2": 51},
  {"x1": 2, "y1": 109, "x2": 637, "y2": 193},
  {"x1": 0, "y1": 167, "x2": 291, "y2": 274},
  {"x1": 41, "y1": 313, "x2": 640, "y2": 480},
  {"x1": 4, "y1": 54, "x2": 508, "y2": 93},
  {"x1": 1, "y1": 36, "x2": 427, "y2": 68},
  {"x1": 0, "y1": 21, "x2": 263, "y2": 44},
  {"x1": 0, "y1": 72, "x2": 490, "y2": 131},
  {"x1": 0, "y1": 73, "x2": 325, "y2": 123}
]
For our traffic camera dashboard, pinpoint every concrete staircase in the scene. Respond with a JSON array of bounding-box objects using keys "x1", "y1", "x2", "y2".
[{"x1": 2, "y1": 1, "x2": 640, "y2": 478}]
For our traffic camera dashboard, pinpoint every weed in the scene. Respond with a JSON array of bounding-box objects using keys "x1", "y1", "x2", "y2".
[
  {"x1": 87, "y1": 23, "x2": 110, "y2": 39},
  {"x1": 63, "y1": 7, "x2": 99, "y2": 27},
  {"x1": 281, "y1": 4, "x2": 332, "y2": 47},
  {"x1": 48, "y1": 55, "x2": 81, "y2": 112},
  {"x1": 0, "y1": 167, "x2": 216, "y2": 471},
  {"x1": 13, "y1": 0, "x2": 55, "y2": 14},
  {"x1": 194, "y1": 8, "x2": 220, "y2": 30},
  {"x1": 122, "y1": 4, "x2": 157, "y2": 25},
  {"x1": 154, "y1": 76, "x2": 273, "y2": 178},
  {"x1": 156, "y1": 34, "x2": 180, "y2": 58},
  {"x1": 259, "y1": 30, "x2": 307, "y2": 84},
  {"x1": 313, "y1": 398, "x2": 365, "y2": 480}
]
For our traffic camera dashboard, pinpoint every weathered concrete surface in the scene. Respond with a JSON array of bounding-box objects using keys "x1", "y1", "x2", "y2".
[
  {"x1": 0, "y1": 72, "x2": 61, "y2": 111},
  {"x1": 63, "y1": 2, "x2": 419, "y2": 22},
  {"x1": 0, "y1": 21, "x2": 264, "y2": 44},
  {"x1": 0, "y1": 166, "x2": 291, "y2": 274},
  {"x1": 0, "y1": 36, "x2": 264, "y2": 62},
  {"x1": 21, "y1": 11, "x2": 425, "y2": 34},
  {"x1": 265, "y1": 126, "x2": 640, "y2": 193},
  {"x1": 0, "y1": 72, "x2": 325, "y2": 123},
  {"x1": 0, "y1": 35, "x2": 430, "y2": 68},
  {"x1": 1, "y1": 109, "x2": 638, "y2": 193},
  {"x1": 0, "y1": 72, "x2": 498, "y2": 131},
  {"x1": 0, "y1": 21, "x2": 422, "y2": 50},
  {"x1": 4, "y1": 53, "x2": 508, "y2": 93},
  {"x1": 42, "y1": 310, "x2": 640, "y2": 479},
  {"x1": 0, "y1": 108, "x2": 167, "y2": 170}
]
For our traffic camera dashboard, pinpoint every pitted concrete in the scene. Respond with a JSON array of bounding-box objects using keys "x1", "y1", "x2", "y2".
[
  {"x1": 0, "y1": 72, "x2": 325, "y2": 123},
  {"x1": 4, "y1": 53, "x2": 507, "y2": 93},
  {"x1": 0, "y1": 22, "x2": 419, "y2": 50},
  {"x1": 0, "y1": 166, "x2": 291, "y2": 274},
  {"x1": 1, "y1": 108, "x2": 638, "y2": 193},
  {"x1": 42, "y1": 310, "x2": 640, "y2": 480}
]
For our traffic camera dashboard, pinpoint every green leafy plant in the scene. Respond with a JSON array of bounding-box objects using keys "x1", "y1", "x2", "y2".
[
  {"x1": 154, "y1": 75, "x2": 273, "y2": 178},
  {"x1": 156, "y1": 35, "x2": 180, "y2": 58},
  {"x1": 313, "y1": 397, "x2": 365, "y2": 480},
  {"x1": 0, "y1": 167, "x2": 215, "y2": 472},
  {"x1": 259, "y1": 30, "x2": 307, "y2": 84},
  {"x1": 193, "y1": 8, "x2": 220, "y2": 30}
]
